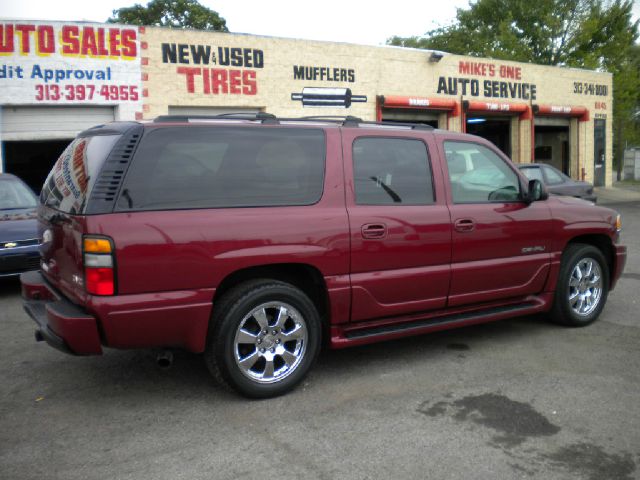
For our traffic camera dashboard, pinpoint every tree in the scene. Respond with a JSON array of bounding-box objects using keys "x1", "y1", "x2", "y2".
[
  {"x1": 108, "y1": 0, "x2": 228, "y2": 31},
  {"x1": 388, "y1": 0, "x2": 637, "y2": 70},
  {"x1": 613, "y1": 45, "x2": 640, "y2": 176},
  {"x1": 388, "y1": 0, "x2": 639, "y2": 177}
]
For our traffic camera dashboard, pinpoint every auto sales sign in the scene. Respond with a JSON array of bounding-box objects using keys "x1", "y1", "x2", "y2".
[{"x1": 0, "y1": 21, "x2": 141, "y2": 104}]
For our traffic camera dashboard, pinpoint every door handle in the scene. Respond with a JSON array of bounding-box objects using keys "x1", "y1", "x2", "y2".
[
  {"x1": 454, "y1": 218, "x2": 475, "y2": 232},
  {"x1": 361, "y1": 223, "x2": 387, "y2": 239}
]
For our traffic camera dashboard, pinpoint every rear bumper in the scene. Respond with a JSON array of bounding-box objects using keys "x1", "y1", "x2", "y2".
[
  {"x1": 610, "y1": 244, "x2": 627, "y2": 291},
  {"x1": 20, "y1": 271, "x2": 103, "y2": 355}
]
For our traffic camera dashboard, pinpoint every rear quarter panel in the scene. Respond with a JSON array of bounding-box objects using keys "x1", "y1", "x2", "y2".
[
  {"x1": 87, "y1": 204, "x2": 350, "y2": 294},
  {"x1": 82, "y1": 128, "x2": 350, "y2": 351}
]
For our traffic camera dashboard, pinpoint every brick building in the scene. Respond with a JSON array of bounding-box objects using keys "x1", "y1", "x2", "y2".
[{"x1": 0, "y1": 20, "x2": 613, "y2": 190}]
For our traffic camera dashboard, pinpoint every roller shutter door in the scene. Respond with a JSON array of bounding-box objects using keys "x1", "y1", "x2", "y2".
[
  {"x1": 1, "y1": 106, "x2": 115, "y2": 141},
  {"x1": 534, "y1": 116, "x2": 570, "y2": 127},
  {"x1": 381, "y1": 109, "x2": 440, "y2": 123}
]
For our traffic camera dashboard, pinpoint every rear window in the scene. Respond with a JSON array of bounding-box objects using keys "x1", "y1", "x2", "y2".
[
  {"x1": 116, "y1": 126, "x2": 326, "y2": 211},
  {"x1": 40, "y1": 135, "x2": 121, "y2": 214}
]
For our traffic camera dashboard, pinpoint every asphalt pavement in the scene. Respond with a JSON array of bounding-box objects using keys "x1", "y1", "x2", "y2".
[{"x1": 1, "y1": 198, "x2": 639, "y2": 480}]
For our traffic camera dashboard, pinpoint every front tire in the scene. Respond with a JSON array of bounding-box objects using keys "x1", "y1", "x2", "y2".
[
  {"x1": 205, "y1": 280, "x2": 321, "y2": 398},
  {"x1": 550, "y1": 243, "x2": 609, "y2": 327}
]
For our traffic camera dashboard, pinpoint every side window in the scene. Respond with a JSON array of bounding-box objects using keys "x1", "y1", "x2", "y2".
[
  {"x1": 116, "y1": 127, "x2": 325, "y2": 210},
  {"x1": 444, "y1": 141, "x2": 521, "y2": 203},
  {"x1": 353, "y1": 137, "x2": 434, "y2": 205},
  {"x1": 542, "y1": 166, "x2": 565, "y2": 185}
]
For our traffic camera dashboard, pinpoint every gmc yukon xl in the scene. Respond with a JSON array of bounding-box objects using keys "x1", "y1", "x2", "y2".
[{"x1": 21, "y1": 114, "x2": 626, "y2": 398}]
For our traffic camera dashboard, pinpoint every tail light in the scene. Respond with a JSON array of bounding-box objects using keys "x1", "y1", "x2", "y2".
[{"x1": 83, "y1": 236, "x2": 115, "y2": 295}]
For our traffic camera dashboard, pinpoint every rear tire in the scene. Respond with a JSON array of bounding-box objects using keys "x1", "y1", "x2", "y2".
[
  {"x1": 550, "y1": 243, "x2": 609, "y2": 327},
  {"x1": 204, "y1": 279, "x2": 321, "y2": 398}
]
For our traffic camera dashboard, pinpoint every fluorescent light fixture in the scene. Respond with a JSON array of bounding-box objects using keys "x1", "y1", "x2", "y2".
[{"x1": 467, "y1": 118, "x2": 486, "y2": 124}]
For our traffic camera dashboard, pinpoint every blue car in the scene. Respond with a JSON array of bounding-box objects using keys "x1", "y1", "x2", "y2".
[{"x1": 0, "y1": 174, "x2": 40, "y2": 277}]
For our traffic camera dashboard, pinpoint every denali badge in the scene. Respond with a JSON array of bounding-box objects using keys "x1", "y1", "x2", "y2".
[
  {"x1": 522, "y1": 246, "x2": 546, "y2": 254},
  {"x1": 3, "y1": 242, "x2": 18, "y2": 248}
]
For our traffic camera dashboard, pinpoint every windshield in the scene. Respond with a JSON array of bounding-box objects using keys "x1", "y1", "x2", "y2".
[
  {"x1": 0, "y1": 177, "x2": 37, "y2": 210},
  {"x1": 520, "y1": 167, "x2": 543, "y2": 181}
]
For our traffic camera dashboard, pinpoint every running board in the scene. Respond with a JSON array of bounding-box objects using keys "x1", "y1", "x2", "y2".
[{"x1": 331, "y1": 297, "x2": 550, "y2": 349}]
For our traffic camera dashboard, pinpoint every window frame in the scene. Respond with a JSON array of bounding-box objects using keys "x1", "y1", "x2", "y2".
[{"x1": 351, "y1": 135, "x2": 436, "y2": 206}]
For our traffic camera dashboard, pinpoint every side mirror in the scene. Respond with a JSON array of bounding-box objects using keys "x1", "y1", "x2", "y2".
[{"x1": 526, "y1": 179, "x2": 548, "y2": 203}]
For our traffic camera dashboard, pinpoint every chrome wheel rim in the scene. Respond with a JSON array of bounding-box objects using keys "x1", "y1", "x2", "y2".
[
  {"x1": 568, "y1": 258, "x2": 603, "y2": 317},
  {"x1": 233, "y1": 302, "x2": 308, "y2": 384}
]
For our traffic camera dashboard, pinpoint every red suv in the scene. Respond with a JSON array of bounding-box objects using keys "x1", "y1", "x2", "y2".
[{"x1": 21, "y1": 114, "x2": 626, "y2": 398}]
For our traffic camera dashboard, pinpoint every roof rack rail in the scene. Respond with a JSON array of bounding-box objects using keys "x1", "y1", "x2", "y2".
[
  {"x1": 296, "y1": 116, "x2": 432, "y2": 129},
  {"x1": 151, "y1": 113, "x2": 433, "y2": 130},
  {"x1": 356, "y1": 120, "x2": 434, "y2": 130},
  {"x1": 153, "y1": 112, "x2": 278, "y2": 124},
  {"x1": 299, "y1": 115, "x2": 363, "y2": 126}
]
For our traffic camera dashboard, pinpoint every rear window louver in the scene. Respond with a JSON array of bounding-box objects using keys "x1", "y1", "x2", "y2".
[{"x1": 84, "y1": 125, "x2": 144, "y2": 214}]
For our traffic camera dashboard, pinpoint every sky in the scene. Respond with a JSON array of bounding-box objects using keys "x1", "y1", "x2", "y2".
[
  {"x1": 1, "y1": 0, "x2": 639, "y2": 46},
  {"x1": 1, "y1": 0, "x2": 472, "y2": 46}
]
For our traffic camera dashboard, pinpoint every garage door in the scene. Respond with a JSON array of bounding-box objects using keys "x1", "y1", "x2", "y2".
[
  {"x1": 168, "y1": 106, "x2": 261, "y2": 116},
  {"x1": 381, "y1": 109, "x2": 440, "y2": 123},
  {"x1": 1, "y1": 106, "x2": 115, "y2": 141},
  {"x1": 534, "y1": 116, "x2": 570, "y2": 127}
]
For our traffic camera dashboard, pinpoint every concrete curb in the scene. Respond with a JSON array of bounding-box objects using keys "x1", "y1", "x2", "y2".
[{"x1": 594, "y1": 185, "x2": 640, "y2": 205}]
